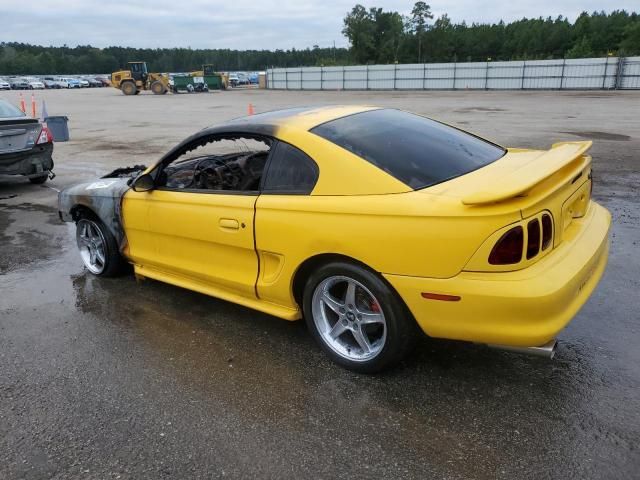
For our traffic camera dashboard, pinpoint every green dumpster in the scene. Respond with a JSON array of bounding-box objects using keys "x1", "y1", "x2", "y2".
[{"x1": 172, "y1": 74, "x2": 224, "y2": 93}]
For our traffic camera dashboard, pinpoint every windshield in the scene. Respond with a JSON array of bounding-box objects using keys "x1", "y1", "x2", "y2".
[
  {"x1": 311, "y1": 109, "x2": 506, "y2": 190},
  {"x1": 0, "y1": 100, "x2": 26, "y2": 118}
]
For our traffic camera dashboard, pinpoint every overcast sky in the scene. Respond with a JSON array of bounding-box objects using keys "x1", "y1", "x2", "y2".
[{"x1": 1, "y1": 1, "x2": 636, "y2": 50}]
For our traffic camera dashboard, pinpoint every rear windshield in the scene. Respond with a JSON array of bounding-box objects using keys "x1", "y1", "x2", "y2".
[
  {"x1": 311, "y1": 109, "x2": 505, "y2": 189},
  {"x1": 0, "y1": 100, "x2": 26, "y2": 119}
]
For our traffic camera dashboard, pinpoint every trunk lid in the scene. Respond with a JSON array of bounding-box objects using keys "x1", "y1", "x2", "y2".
[
  {"x1": 0, "y1": 118, "x2": 41, "y2": 154},
  {"x1": 425, "y1": 141, "x2": 593, "y2": 246}
]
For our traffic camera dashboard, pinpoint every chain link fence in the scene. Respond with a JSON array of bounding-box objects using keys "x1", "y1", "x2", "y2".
[{"x1": 266, "y1": 56, "x2": 640, "y2": 91}]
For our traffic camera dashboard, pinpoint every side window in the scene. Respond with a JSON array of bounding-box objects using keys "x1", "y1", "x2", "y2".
[
  {"x1": 262, "y1": 142, "x2": 319, "y2": 194},
  {"x1": 157, "y1": 134, "x2": 272, "y2": 193}
]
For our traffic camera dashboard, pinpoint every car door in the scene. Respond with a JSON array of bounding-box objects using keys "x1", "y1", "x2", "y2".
[
  {"x1": 123, "y1": 134, "x2": 270, "y2": 299},
  {"x1": 254, "y1": 141, "x2": 320, "y2": 307}
]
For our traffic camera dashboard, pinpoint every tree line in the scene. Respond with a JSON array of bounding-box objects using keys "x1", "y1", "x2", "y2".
[
  {"x1": 343, "y1": 4, "x2": 640, "y2": 64},
  {"x1": 0, "y1": 6, "x2": 638, "y2": 75}
]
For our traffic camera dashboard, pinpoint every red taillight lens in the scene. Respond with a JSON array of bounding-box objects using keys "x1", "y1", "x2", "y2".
[
  {"x1": 489, "y1": 226, "x2": 523, "y2": 265},
  {"x1": 36, "y1": 125, "x2": 53, "y2": 145},
  {"x1": 541, "y1": 214, "x2": 553, "y2": 251},
  {"x1": 526, "y1": 219, "x2": 541, "y2": 259}
]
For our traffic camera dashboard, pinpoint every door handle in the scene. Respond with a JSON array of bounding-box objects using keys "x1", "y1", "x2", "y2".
[{"x1": 219, "y1": 218, "x2": 240, "y2": 230}]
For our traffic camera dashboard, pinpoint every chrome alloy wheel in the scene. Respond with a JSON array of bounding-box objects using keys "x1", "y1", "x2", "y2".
[
  {"x1": 76, "y1": 219, "x2": 107, "y2": 274},
  {"x1": 311, "y1": 275, "x2": 387, "y2": 362}
]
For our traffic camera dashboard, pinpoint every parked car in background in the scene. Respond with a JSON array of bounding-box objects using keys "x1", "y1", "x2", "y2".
[
  {"x1": 77, "y1": 78, "x2": 90, "y2": 88},
  {"x1": 9, "y1": 78, "x2": 29, "y2": 90},
  {"x1": 43, "y1": 78, "x2": 60, "y2": 89},
  {"x1": 0, "y1": 99, "x2": 54, "y2": 184},
  {"x1": 248, "y1": 72, "x2": 259, "y2": 84},
  {"x1": 236, "y1": 73, "x2": 249, "y2": 85},
  {"x1": 0, "y1": 78, "x2": 10, "y2": 90},
  {"x1": 85, "y1": 77, "x2": 103, "y2": 87},
  {"x1": 61, "y1": 77, "x2": 80, "y2": 88},
  {"x1": 96, "y1": 76, "x2": 110, "y2": 87},
  {"x1": 228, "y1": 73, "x2": 239, "y2": 87},
  {"x1": 55, "y1": 78, "x2": 70, "y2": 88},
  {"x1": 27, "y1": 79, "x2": 45, "y2": 90}
]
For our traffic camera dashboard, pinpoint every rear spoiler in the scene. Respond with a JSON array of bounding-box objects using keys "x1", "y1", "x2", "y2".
[{"x1": 462, "y1": 141, "x2": 592, "y2": 205}]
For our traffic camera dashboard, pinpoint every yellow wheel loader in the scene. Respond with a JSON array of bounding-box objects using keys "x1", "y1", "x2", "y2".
[{"x1": 111, "y1": 62, "x2": 170, "y2": 95}]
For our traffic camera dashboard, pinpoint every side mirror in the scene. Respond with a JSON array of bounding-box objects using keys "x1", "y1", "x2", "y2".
[{"x1": 131, "y1": 173, "x2": 155, "y2": 192}]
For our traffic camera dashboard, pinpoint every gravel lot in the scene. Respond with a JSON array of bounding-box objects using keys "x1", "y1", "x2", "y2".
[{"x1": 1, "y1": 87, "x2": 639, "y2": 479}]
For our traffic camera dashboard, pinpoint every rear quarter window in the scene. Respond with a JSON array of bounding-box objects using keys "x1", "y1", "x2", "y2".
[
  {"x1": 311, "y1": 109, "x2": 505, "y2": 189},
  {"x1": 262, "y1": 141, "x2": 318, "y2": 194}
]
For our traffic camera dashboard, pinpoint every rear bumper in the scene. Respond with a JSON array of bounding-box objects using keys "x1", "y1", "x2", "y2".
[
  {"x1": 385, "y1": 202, "x2": 611, "y2": 347},
  {"x1": 0, "y1": 143, "x2": 54, "y2": 179}
]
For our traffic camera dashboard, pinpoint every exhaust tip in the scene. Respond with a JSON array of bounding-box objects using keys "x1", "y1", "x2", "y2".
[{"x1": 488, "y1": 339, "x2": 557, "y2": 359}]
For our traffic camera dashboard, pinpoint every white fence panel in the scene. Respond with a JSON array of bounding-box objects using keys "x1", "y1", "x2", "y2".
[
  {"x1": 320, "y1": 67, "x2": 343, "y2": 90},
  {"x1": 302, "y1": 67, "x2": 322, "y2": 90},
  {"x1": 620, "y1": 57, "x2": 640, "y2": 89},
  {"x1": 344, "y1": 66, "x2": 367, "y2": 89},
  {"x1": 486, "y1": 61, "x2": 522, "y2": 89},
  {"x1": 265, "y1": 57, "x2": 639, "y2": 90},
  {"x1": 396, "y1": 64, "x2": 424, "y2": 89},
  {"x1": 367, "y1": 65, "x2": 395, "y2": 89}
]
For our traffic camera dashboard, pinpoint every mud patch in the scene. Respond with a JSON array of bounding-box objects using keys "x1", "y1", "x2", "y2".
[
  {"x1": 454, "y1": 107, "x2": 506, "y2": 113},
  {"x1": 561, "y1": 131, "x2": 631, "y2": 141},
  {"x1": 71, "y1": 138, "x2": 165, "y2": 155}
]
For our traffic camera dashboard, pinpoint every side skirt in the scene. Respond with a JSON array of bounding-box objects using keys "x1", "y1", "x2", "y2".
[{"x1": 134, "y1": 264, "x2": 301, "y2": 321}]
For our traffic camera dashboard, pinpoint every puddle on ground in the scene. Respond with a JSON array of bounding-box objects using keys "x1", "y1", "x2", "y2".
[{"x1": 560, "y1": 131, "x2": 631, "y2": 141}]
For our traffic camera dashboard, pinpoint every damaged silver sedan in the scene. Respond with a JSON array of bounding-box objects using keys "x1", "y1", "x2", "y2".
[{"x1": 0, "y1": 99, "x2": 54, "y2": 184}]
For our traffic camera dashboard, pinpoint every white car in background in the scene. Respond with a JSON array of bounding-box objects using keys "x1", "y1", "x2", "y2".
[
  {"x1": 55, "y1": 78, "x2": 70, "y2": 88},
  {"x1": 27, "y1": 79, "x2": 45, "y2": 89},
  {"x1": 78, "y1": 78, "x2": 90, "y2": 88},
  {"x1": 0, "y1": 78, "x2": 10, "y2": 90},
  {"x1": 43, "y1": 77, "x2": 61, "y2": 89}
]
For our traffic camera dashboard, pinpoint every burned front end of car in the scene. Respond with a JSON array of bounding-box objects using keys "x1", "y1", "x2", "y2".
[{"x1": 58, "y1": 165, "x2": 146, "y2": 251}]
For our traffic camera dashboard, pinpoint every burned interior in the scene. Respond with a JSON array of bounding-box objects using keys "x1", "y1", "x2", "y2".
[{"x1": 157, "y1": 134, "x2": 272, "y2": 191}]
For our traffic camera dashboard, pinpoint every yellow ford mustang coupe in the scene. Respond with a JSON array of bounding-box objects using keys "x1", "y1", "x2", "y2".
[{"x1": 59, "y1": 106, "x2": 611, "y2": 372}]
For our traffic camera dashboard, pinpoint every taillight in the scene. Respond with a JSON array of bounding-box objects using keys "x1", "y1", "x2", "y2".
[
  {"x1": 526, "y1": 219, "x2": 541, "y2": 259},
  {"x1": 489, "y1": 226, "x2": 523, "y2": 265},
  {"x1": 541, "y1": 214, "x2": 553, "y2": 250},
  {"x1": 36, "y1": 125, "x2": 53, "y2": 145}
]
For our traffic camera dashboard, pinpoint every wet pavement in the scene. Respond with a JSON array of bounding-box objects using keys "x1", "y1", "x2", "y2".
[{"x1": 1, "y1": 89, "x2": 639, "y2": 479}]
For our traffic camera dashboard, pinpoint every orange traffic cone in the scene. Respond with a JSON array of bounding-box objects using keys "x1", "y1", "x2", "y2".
[
  {"x1": 31, "y1": 93, "x2": 36, "y2": 118},
  {"x1": 19, "y1": 93, "x2": 26, "y2": 113},
  {"x1": 248, "y1": 103, "x2": 255, "y2": 115}
]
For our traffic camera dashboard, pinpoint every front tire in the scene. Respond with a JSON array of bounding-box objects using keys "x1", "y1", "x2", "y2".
[
  {"x1": 75, "y1": 217, "x2": 127, "y2": 277},
  {"x1": 303, "y1": 261, "x2": 417, "y2": 373},
  {"x1": 150, "y1": 80, "x2": 165, "y2": 95}
]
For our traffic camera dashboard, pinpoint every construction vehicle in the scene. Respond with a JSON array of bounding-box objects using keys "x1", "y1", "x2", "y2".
[{"x1": 110, "y1": 62, "x2": 170, "y2": 95}]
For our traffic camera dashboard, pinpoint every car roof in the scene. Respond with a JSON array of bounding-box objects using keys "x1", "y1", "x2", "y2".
[
  {"x1": 163, "y1": 106, "x2": 383, "y2": 162},
  {"x1": 211, "y1": 105, "x2": 381, "y2": 136}
]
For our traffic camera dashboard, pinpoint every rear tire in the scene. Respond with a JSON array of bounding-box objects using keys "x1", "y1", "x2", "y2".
[
  {"x1": 121, "y1": 81, "x2": 137, "y2": 96},
  {"x1": 75, "y1": 217, "x2": 128, "y2": 277},
  {"x1": 303, "y1": 261, "x2": 417, "y2": 373},
  {"x1": 29, "y1": 175, "x2": 48, "y2": 184}
]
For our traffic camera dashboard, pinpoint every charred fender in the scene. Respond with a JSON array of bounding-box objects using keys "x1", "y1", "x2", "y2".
[{"x1": 58, "y1": 165, "x2": 146, "y2": 252}]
